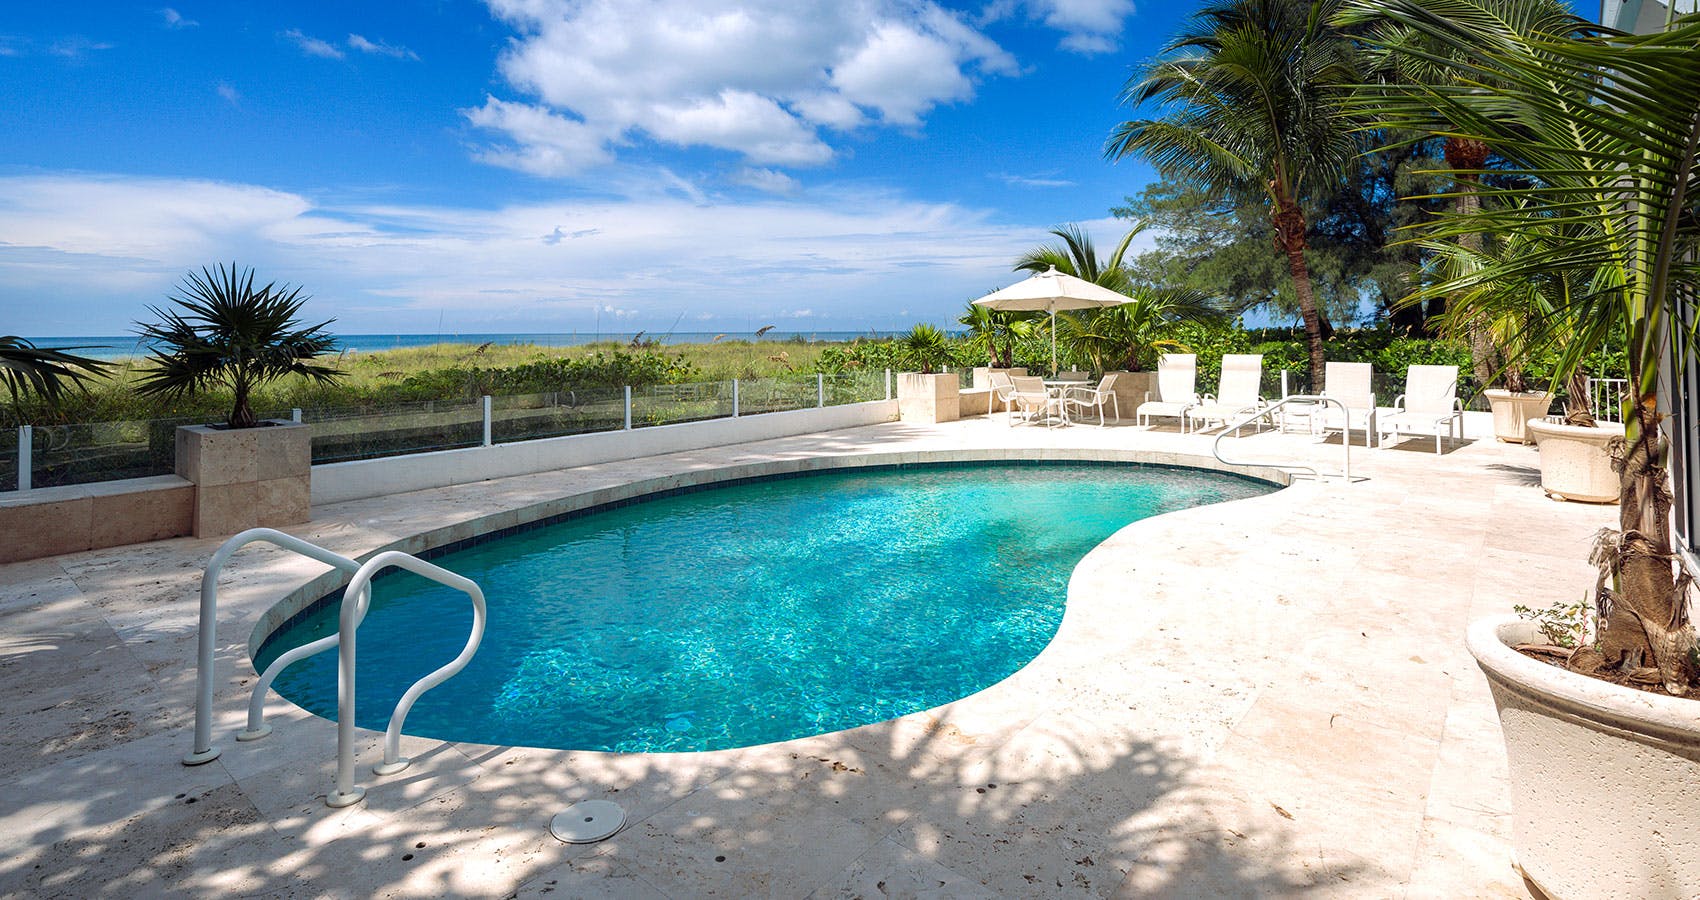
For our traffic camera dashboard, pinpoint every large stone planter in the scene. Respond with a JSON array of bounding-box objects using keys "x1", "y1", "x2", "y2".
[
  {"x1": 1485, "y1": 389, "x2": 1554, "y2": 444},
  {"x1": 1467, "y1": 615, "x2": 1700, "y2": 899},
  {"x1": 897, "y1": 372, "x2": 960, "y2": 424},
  {"x1": 1101, "y1": 371, "x2": 1157, "y2": 420},
  {"x1": 175, "y1": 421, "x2": 310, "y2": 537},
  {"x1": 1526, "y1": 418, "x2": 1622, "y2": 503}
]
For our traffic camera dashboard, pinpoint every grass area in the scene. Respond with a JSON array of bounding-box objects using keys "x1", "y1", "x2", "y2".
[{"x1": 1, "y1": 339, "x2": 856, "y2": 426}]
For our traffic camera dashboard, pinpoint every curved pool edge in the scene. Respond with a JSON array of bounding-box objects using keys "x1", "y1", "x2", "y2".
[{"x1": 247, "y1": 447, "x2": 1293, "y2": 727}]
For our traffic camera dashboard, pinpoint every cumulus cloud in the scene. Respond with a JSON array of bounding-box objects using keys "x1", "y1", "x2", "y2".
[
  {"x1": 282, "y1": 28, "x2": 344, "y2": 59},
  {"x1": 468, "y1": 0, "x2": 1018, "y2": 177},
  {"x1": 985, "y1": 0, "x2": 1136, "y2": 54},
  {"x1": 462, "y1": 96, "x2": 614, "y2": 177},
  {"x1": 0, "y1": 172, "x2": 1044, "y2": 333},
  {"x1": 348, "y1": 33, "x2": 419, "y2": 60}
]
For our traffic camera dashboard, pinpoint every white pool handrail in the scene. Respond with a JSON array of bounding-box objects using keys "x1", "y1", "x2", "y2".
[
  {"x1": 185, "y1": 528, "x2": 361, "y2": 766},
  {"x1": 185, "y1": 529, "x2": 488, "y2": 811},
  {"x1": 328, "y1": 551, "x2": 486, "y2": 808},
  {"x1": 1212, "y1": 394, "x2": 1354, "y2": 483}
]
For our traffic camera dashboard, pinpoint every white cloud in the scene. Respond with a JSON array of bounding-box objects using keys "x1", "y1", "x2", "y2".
[
  {"x1": 987, "y1": 0, "x2": 1136, "y2": 55},
  {"x1": 161, "y1": 8, "x2": 198, "y2": 29},
  {"x1": 348, "y1": 33, "x2": 419, "y2": 60},
  {"x1": 48, "y1": 37, "x2": 115, "y2": 58},
  {"x1": 0, "y1": 172, "x2": 1051, "y2": 333},
  {"x1": 215, "y1": 82, "x2": 240, "y2": 106},
  {"x1": 998, "y1": 172, "x2": 1076, "y2": 188},
  {"x1": 730, "y1": 167, "x2": 801, "y2": 196},
  {"x1": 470, "y1": 0, "x2": 1017, "y2": 177},
  {"x1": 462, "y1": 96, "x2": 614, "y2": 177},
  {"x1": 282, "y1": 28, "x2": 344, "y2": 59}
]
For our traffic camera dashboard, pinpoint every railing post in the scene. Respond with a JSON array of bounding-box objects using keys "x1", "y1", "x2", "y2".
[
  {"x1": 1280, "y1": 370, "x2": 1290, "y2": 400},
  {"x1": 482, "y1": 395, "x2": 493, "y2": 446},
  {"x1": 17, "y1": 425, "x2": 30, "y2": 492},
  {"x1": 732, "y1": 379, "x2": 741, "y2": 418},
  {"x1": 291, "y1": 408, "x2": 302, "y2": 424},
  {"x1": 884, "y1": 369, "x2": 892, "y2": 401},
  {"x1": 817, "y1": 373, "x2": 825, "y2": 408},
  {"x1": 623, "y1": 386, "x2": 632, "y2": 430}
]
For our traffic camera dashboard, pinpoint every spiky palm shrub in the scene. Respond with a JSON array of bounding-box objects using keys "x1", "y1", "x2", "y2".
[
  {"x1": 0, "y1": 336, "x2": 111, "y2": 410},
  {"x1": 136, "y1": 264, "x2": 343, "y2": 429},
  {"x1": 898, "y1": 324, "x2": 955, "y2": 375},
  {"x1": 1346, "y1": 0, "x2": 1700, "y2": 693},
  {"x1": 1055, "y1": 288, "x2": 1223, "y2": 372},
  {"x1": 1107, "y1": 0, "x2": 1362, "y2": 389}
]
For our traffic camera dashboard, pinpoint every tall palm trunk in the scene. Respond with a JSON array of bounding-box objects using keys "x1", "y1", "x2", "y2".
[
  {"x1": 1445, "y1": 137, "x2": 1498, "y2": 386},
  {"x1": 1272, "y1": 190, "x2": 1328, "y2": 388}
]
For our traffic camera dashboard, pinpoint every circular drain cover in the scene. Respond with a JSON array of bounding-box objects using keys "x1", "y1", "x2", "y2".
[{"x1": 550, "y1": 800, "x2": 626, "y2": 843}]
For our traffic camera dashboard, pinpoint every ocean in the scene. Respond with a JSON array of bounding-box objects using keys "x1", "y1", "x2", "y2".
[{"x1": 22, "y1": 330, "x2": 911, "y2": 361}]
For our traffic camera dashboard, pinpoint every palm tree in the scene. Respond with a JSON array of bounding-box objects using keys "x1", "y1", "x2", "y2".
[
  {"x1": 1014, "y1": 223, "x2": 1142, "y2": 291},
  {"x1": 135, "y1": 264, "x2": 343, "y2": 429},
  {"x1": 0, "y1": 337, "x2": 111, "y2": 409},
  {"x1": 1107, "y1": 0, "x2": 1360, "y2": 389},
  {"x1": 1349, "y1": 0, "x2": 1700, "y2": 693},
  {"x1": 1347, "y1": 0, "x2": 1582, "y2": 386},
  {"x1": 1055, "y1": 288, "x2": 1223, "y2": 373},
  {"x1": 957, "y1": 304, "x2": 1037, "y2": 369}
]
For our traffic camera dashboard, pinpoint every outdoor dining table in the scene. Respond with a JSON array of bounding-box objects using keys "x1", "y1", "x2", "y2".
[{"x1": 1041, "y1": 379, "x2": 1091, "y2": 425}]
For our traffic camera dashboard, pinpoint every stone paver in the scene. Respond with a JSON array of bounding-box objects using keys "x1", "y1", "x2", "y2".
[{"x1": 0, "y1": 415, "x2": 1608, "y2": 897}]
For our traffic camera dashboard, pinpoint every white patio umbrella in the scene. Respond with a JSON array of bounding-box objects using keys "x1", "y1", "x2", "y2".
[{"x1": 970, "y1": 265, "x2": 1134, "y2": 374}]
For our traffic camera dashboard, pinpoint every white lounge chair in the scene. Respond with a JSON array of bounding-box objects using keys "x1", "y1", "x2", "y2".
[
  {"x1": 1378, "y1": 364, "x2": 1464, "y2": 453},
  {"x1": 1186, "y1": 354, "x2": 1268, "y2": 434},
  {"x1": 1008, "y1": 375, "x2": 1061, "y2": 427},
  {"x1": 1063, "y1": 372, "x2": 1125, "y2": 427},
  {"x1": 1136, "y1": 354, "x2": 1199, "y2": 429},
  {"x1": 1314, "y1": 361, "x2": 1378, "y2": 447}
]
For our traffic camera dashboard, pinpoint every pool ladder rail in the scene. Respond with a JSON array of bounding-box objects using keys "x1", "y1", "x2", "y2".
[
  {"x1": 1211, "y1": 394, "x2": 1355, "y2": 484},
  {"x1": 183, "y1": 528, "x2": 488, "y2": 809}
]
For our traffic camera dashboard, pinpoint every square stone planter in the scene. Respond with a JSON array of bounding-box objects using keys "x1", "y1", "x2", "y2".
[
  {"x1": 175, "y1": 420, "x2": 310, "y2": 537},
  {"x1": 897, "y1": 372, "x2": 960, "y2": 424}
]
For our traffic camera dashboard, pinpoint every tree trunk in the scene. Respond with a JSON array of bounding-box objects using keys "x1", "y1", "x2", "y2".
[
  {"x1": 230, "y1": 379, "x2": 256, "y2": 429},
  {"x1": 1594, "y1": 390, "x2": 1694, "y2": 694},
  {"x1": 1272, "y1": 193, "x2": 1327, "y2": 389},
  {"x1": 1446, "y1": 137, "x2": 1497, "y2": 388}
]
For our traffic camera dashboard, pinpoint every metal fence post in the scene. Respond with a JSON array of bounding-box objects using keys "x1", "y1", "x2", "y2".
[
  {"x1": 817, "y1": 373, "x2": 825, "y2": 408},
  {"x1": 732, "y1": 379, "x2": 740, "y2": 418},
  {"x1": 482, "y1": 396, "x2": 492, "y2": 446},
  {"x1": 17, "y1": 425, "x2": 30, "y2": 492},
  {"x1": 884, "y1": 369, "x2": 892, "y2": 401},
  {"x1": 623, "y1": 386, "x2": 632, "y2": 430},
  {"x1": 1280, "y1": 370, "x2": 1289, "y2": 399},
  {"x1": 291, "y1": 408, "x2": 302, "y2": 423}
]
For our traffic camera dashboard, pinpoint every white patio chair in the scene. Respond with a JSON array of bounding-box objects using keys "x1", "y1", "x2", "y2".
[
  {"x1": 1314, "y1": 361, "x2": 1378, "y2": 447},
  {"x1": 1186, "y1": 354, "x2": 1269, "y2": 434},
  {"x1": 1063, "y1": 372, "x2": 1125, "y2": 427},
  {"x1": 1378, "y1": 364, "x2": 1464, "y2": 453},
  {"x1": 987, "y1": 370, "x2": 1017, "y2": 415},
  {"x1": 1007, "y1": 375, "x2": 1061, "y2": 427},
  {"x1": 1136, "y1": 354, "x2": 1199, "y2": 430}
]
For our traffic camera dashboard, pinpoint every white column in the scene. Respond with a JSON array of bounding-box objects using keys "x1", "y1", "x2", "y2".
[
  {"x1": 623, "y1": 386, "x2": 633, "y2": 430},
  {"x1": 481, "y1": 396, "x2": 493, "y2": 446},
  {"x1": 732, "y1": 379, "x2": 741, "y2": 418},
  {"x1": 817, "y1": 373, "x2": 825, "y2": 408}
]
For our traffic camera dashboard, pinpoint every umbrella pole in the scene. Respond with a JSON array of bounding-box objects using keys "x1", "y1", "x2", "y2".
[{"x1": 1050, "y1": 310, "x2": 1057, "y2": 375}]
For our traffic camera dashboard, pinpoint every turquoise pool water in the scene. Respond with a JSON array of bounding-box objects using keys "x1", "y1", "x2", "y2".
[{"x1": 257, "y1": 462, "x2": 1271, "y2": 753}]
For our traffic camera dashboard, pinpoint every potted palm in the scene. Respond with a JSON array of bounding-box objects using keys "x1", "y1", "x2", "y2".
[
  {"x1": 894, "y1": 323, "x2": 960, "y2": 423},
  {"x1": 1350, "y1": 1, "x2": 1700, "y2": 895},
  {"x1": 136, "y1": 264, "x2": 342, "y2": 536}
]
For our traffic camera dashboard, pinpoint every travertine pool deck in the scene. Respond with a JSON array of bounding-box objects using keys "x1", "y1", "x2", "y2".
[{"x1": 0, "y1": 417, "x2": 1611, "y2": 897}]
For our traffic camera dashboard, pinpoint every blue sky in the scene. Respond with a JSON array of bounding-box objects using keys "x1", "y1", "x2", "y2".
[{"x1": 8, "y1": 2, "x2": 1261, "y2": 335}]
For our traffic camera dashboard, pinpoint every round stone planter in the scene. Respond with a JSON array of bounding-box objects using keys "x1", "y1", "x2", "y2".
[
  {"x1": 1526, "y1": 418, "x2": 1622, "y2": 503},
  {"x1": 1485, "y1": 389, "x2": 1553, "y2": 444},
  {"x1": 1467, "y1": 615, "x2": 1700, "y2": 899}
]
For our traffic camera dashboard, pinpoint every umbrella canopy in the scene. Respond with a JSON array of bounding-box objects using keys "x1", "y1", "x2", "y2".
[{"x1": 971, "y1": 266, "x2": 1134, "y2": 374}]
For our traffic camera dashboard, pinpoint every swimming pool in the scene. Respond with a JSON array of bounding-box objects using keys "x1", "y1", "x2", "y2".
[{"x1": 256, "y1": 462, "x2": 1272, "y2": 753}]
